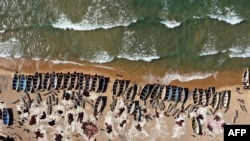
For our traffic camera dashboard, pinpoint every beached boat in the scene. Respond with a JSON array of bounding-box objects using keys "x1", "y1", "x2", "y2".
[
  {"x1": 20, "y1": 75, "x2": 27, "y2": 92},
  {"x1": 84, "y1": 74, "x2": 92, "y2": 92},
  {"x1": 127, "y1": 100, "x2": 139, "y2": 115},
  {"x1": 94, "y1": 96, "x2": 106, "y2": 115},
  {"x1": 243, "y1": 67, "x2": 250, "y2": 88},
  {"x1": 26, "y1": 75, "x2": 33, "y2": 92},
  {"x1": 112, "y1": 79, "x2": 120, "y2": 97},
  {"x1": 206, "y1": 86, "x2": 215, "y2": 105},
  {"x1": 119, "y1": 80, "x2": 130, "y2": 96},
  {"x1": 134, "y1": 106, "x2": 142, "y2": 122},
  {"x1": 211, "y1": 92, "x2": 220, "y2": 109},
  {"x1": 174, "y1": 87, "x2": 180, "y2": 103},
  {"x1": 56, "y1": 72, "x2": 64, "y2": 90},
  {"x1": 221, "y1": 90, "x2": 231, "y2": 108},
  {"x1": 150, "y1": 84, "x2": 162, "y2": 100},
  {"x1": 192, "y1": 117, "x2": 201, "y2": 135},
  {"x1": 33, "y1": 72, "x2": 41, "y2": 91},
  {"x1": 70, "y1": 71, "x2": 78, "y2": 90},
  {"x1": 140, "y1": 84, "x2": 152, "y2": 101},
  {"x1": 78, "y1": 73, "x2": 84, "y2": 90},
  {"x1": 50, "y1": 71, "x2": 58, "y2": 90},
  {"x1": 166, "y1": 85, "x2": 174, "y2": 101},
  {"x1": 192, "y1": 88, "x2": 200, "y2": 105},
  {"x1": 43, "y1": 72, "x2": 50, "y2": 90},
  {"x1": 12, "y1": 72, "x2": 19, "y2": 91},
  {"x1": 63, "y1": 72, "x2": 71, "y2": 90},
  {"x1": 159, "y1": 85, "x2": 167, "y2": 100},
  {"x1": 199, "y1": 89, "x2": 207, "y2": 106},
  {"x1": 91, "y1": 74, "x2": 100, "y2": 92},
  {"x1": 125, "y1": 84, "x2": 138, "y2": 102},
  {"x1": 2, "y1": 108, "x2": 10, "y2": 126},
  {"x1": 179, "y1": 87, "x2": 188, "y2": 103},
  {"x1": 98, "y1": 76, "x2": 108, "y2": 93}
]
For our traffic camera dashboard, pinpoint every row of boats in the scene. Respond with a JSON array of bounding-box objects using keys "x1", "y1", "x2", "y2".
[
  {"x1": 12, "y1": 71, "x2": 109, "y2": 93},
  {"x1": 192, "y1": 87, "x2": 231, "y2": 109}
]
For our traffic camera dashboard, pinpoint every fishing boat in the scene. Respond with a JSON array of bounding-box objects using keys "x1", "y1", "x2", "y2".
[
  {"x1": 12, "y1": 72, "x2": 19, "y2": 91},
  {"x1": 139, "y1": 84, "x2": 152, "y2": 101},
  {"x1": 56, "y1": 72, "x2": 64, "y2": 90},
  {"x1": 150, "y1": 84, "x2": 162, "y2": 100},
  {"x1": 50, "y1": 71, "x2": 58, "y2": 90},
  {"x1": 134, "y1": 106, "x2": 142, "y2": 122},
  {"x1": 192, "y1": 88, "x2": 200, "y2": 105},
  {"x1": 192, "y1": 117, "x2": 201, "y2": 135},
  {"x1": 98, "y1": 76, "x2": 108, "y2": 93},
  {"x1": 78, "y1": 73, "x2": 84, "y2": 90},
  {"x1": 63, "y1": 72, "x2": 71, "y2": 90},
  {"x1": 166, "y1": 85, "x2": 174, "y2": 101},
  {"x1": 91, "y1": 74, "x2": 100, "y2": 92},
  {"x1": 127, "y1": 100, "x2": 139, "y2": 114},
  {"x1": 125, "y1": 84, "x2": 137, "y2": 102},
  {"x1": 84, "y1": 74, "x2": 92, "y2": 92},
  {"x1": 112, "y1": 79, "x2": 120, "y2": 97},
  {"x1": 94, "y1": 96, "x2": 106, "y2": 114},
  {"x1": 206, "y1": 86, "x2": 215, "y2": 105},
  {"x1": 179, "y1": 87, "x2": 188, "y2": 103},
  {"x1": 211, "y1": 92, "x2": 220, "y2": 109},
  {"x1": 221, "y1": 90, "x2": 231, "y2": 108},
  {"x1": 33, "y1": 72, "x2": 41, "y2": 91},
  {"x1": 26, "y1": 75, "x2": 33, "y2": 92},
  {"x1": 159, "y1": 85, "x2": 167, "y2": 100},
  {"x1": 199, "y1": 89, "x2": 207, "y2": 106},
  {"x1": 242, "y1": 67, "x2": 250, "y2": 88},
  {"x1": 174, "y1": 87, "x2": 180, "y2": 103},
  {"x1": 2, "y1": 108, "x2": 10, "y2": 126},
  {"x1": 20, "y1": 75, "x2": 27, "y2": 92},
  {"x1": 43, "y1": 72, "x2": 50, "y2": 90},
  {"x1": 70, "y1": 71, "x2": 78, "y2": 90}
]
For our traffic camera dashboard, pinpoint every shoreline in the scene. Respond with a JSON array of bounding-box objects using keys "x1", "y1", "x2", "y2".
[{"x1": 0, "y1": 58, "x2": 249, "y2": 141}]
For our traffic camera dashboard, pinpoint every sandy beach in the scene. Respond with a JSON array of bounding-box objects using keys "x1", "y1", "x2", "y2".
[{"x1": 0, "y1": 58, "x2": 250, "y2": 141}]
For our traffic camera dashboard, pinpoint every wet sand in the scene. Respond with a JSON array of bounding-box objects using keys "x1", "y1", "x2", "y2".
[{"x1": 0, "y1": 57, "x2": 249, "y2": 141}]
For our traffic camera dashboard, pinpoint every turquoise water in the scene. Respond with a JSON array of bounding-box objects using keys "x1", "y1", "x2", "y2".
[{"x1": 1, "y1": 0, "x2": 250, "y2": 82}]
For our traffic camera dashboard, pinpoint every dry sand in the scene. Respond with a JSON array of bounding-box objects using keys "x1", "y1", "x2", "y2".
[{"x1": 0, "y1": 58, "x2": 250, "y2": 141}]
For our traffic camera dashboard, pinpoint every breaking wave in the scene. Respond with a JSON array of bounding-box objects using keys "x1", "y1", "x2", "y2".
[
  {"x1": 228, "y1": 46, "x2": 250, "y2": 58},
  {"x1": 52, "y1": 1, "x2": 137, "y2": 31},
  {"x1": 117, "y1": 30, "x2": 160, "y2": 62},
  {"x1": 88, "y1": 51, "x2": 114, "y2": 63},
  {"x1": 160, "y1": 20, "x2": 181, "y2": 29},
  {"x1": 207, "y1": 1, "x2": 244, "y2": 25},
  {"x1": 199, "y1": 33, "x2": 219, "y2": 56}
]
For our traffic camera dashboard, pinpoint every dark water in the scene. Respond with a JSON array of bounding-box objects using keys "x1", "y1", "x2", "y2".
[{"x1": 1, "y1": 0, "x2": 250, "y2": 82}]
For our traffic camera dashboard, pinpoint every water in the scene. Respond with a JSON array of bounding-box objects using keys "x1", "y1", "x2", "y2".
[{"x1": 1, "y1": 0, "x2": 250, "y2": 82}]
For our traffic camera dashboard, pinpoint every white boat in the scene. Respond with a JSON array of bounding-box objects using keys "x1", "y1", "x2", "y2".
[
  {"x1": 179, "y1": 87, "x2": 188, "y2": 103},
  {"x1": 221, "y1": 90, "x2": 230, "y2": 108},
  {"x1": 127, "y1": 100, "x2": 139, "y2": 115},
  {"x1": 159, "y1": 85, "x2": 167, "y2": 100},
  {"x1": 242, "y1": 67, "x2": 250, "y2": 88}
]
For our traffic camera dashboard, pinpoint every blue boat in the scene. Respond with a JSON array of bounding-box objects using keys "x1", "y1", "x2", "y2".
[
  {"x1": 12, "y1": 72, "x2": 19, "y2": 91},
  {"x1": 2, "y1": 108, "x2": 10, "y2": 126},
  {"x1": 167, "y1": 85, "x2": 173, "y2": 101},
  {"x1": 19, "y1": 75, "x2": 27, "y2": 92},
  {"x1": 174, "y1": 87, "x2": 179, "y2": 102}
]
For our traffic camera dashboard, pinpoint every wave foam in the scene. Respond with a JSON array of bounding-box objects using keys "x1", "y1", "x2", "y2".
[
  {"x1": 163, "y1": 72, "x2": 217, "y2": 84},
  {"x1": 0, "y1": 38, "x2": 21, "y2": 58},
  {"x1": 228, "y1": 46, "x2": 250, "y2": 58},
  {"x1": 52, "y1": 14, "x2": 136, "y2": 31},
  {"x1": 118, "y1": 30, "x2": 160, "y2": 62},
  {"x1": 52, "y1": 1, "x2": 137, "y2": 31},
  {"x1": 50, "y1": 59, "x2": 85, "y2": 66},
  {"x1": 160, "y1": 20, "x2": 181, "y2": 29},
  {"x1": 88, "y1": 51, "x2": 114, "y2": 63},
  {"x1": 208, "y1": 4, "x2": 244, "y2": 25},
  {"x1": 199, "y1": 33, "x2": 219, "y2": 56}
]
